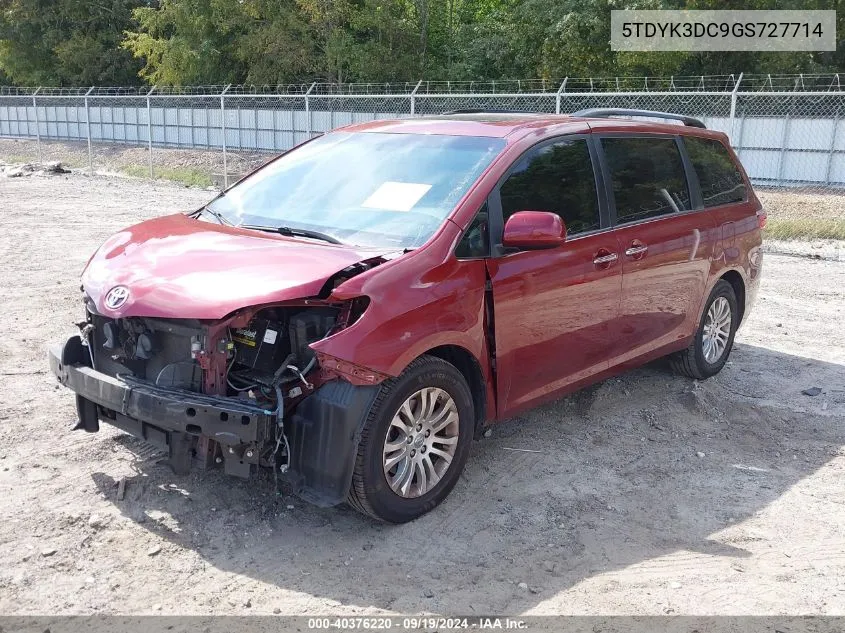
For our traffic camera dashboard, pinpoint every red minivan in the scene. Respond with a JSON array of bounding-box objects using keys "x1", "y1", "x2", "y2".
[{"x1": 49, "y1": 109, "x2": 764, "y2": 522}]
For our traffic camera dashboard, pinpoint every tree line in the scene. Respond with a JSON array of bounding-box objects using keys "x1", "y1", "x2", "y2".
[{"x1": 0, "y1": 0, "x2": 841, "y2": 87}]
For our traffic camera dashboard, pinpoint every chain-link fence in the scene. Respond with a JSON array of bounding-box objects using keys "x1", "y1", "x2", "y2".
[{"x1": 1, "y1": 74, "x2": 844, "y2": 241}]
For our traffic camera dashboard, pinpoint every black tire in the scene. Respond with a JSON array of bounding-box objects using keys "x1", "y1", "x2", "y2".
[
  {"x1": 670, "y1": 279, "x2": 739, "y2": 380},
  {"x1": 347, "y1": 355, "x2": 474, "y2": 523}
]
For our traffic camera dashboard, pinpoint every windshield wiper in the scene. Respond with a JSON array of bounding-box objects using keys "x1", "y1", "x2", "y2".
[
  {"x1": 240, "y1": 224, "x2": 343, "y2": 245},
  {"x1": 195, "y1": 206, "x2": 233, "y2": 226}
]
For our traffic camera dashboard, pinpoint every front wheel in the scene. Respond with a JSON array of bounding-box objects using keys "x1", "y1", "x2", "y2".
[
  {"x1": 347, "y1": 355, "x2": 474, "y2": 523},
  {"x1": 670, "y1": 279, "x2": 739, "y2": 380}
]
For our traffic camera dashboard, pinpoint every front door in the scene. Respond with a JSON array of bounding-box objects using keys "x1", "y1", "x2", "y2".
[
  {"x1": 486, "y1": 136, "x2": 623, "y2": 418},
  {"x1": 596, "y1": 135, "x2": 715, "y2": 364}
]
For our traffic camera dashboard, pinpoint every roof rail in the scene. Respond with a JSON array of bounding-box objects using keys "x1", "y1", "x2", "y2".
[
  {"x1": 571, "y1": 108, "x2": 707, "y2": 129},
  {"x1": 441, "y1": 108, "x2": 536, "y2": 115}
]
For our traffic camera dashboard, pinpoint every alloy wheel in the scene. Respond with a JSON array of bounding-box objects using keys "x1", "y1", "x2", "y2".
[
  {"x1": 702, "y1": 296, "x2": 732, "y2": 363},
  {"x1": 382, "y1": 387, "x2": 460, "y2": 498}
]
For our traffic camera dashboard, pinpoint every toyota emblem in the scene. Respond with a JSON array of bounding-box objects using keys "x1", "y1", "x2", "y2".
[{"x1": 104, "y1": 285, "x2": 130, "y2": 310}]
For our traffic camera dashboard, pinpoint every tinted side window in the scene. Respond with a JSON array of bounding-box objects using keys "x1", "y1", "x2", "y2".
[
  {"x1": 685, "y1": 137, "x2": 746, "y2": 207},
  {"x1": 500, "y1": 139, "x2": 600, "y2": 235},
  {"x1": 602, "y1": 137, "x2": 691, "y2": 224},
  {"x1": 455, "y1": 203, "x2": 490, "y2": 258}
]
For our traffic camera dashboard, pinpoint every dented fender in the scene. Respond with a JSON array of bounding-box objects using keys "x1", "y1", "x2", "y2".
[{"x1": 308, "y1": 222, "x2": 496, "y2": 419}]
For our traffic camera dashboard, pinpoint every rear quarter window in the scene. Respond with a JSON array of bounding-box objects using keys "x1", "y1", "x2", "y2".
[{"x1": 684, "y1": 137, "x2": 747, "y2": 207}]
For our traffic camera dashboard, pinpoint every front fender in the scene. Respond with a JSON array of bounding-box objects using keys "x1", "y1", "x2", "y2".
[{"x1": 311, "y1": 257, "x2": 489, "y2": 378}]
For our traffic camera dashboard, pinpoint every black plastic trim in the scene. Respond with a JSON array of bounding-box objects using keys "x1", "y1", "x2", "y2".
[
  {"x1": 676, "y1": 135, "x2": 705, "y2": 210},
  {"x1": 285, "y1": 379, "x2": 379, "y2": 507},
  {"x1": 573, "y1": 108, "x2": 706, "y2": 129}
]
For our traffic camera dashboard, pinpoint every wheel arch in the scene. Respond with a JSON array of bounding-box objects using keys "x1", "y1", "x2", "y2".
[
  {"x1": 420, "y1": 345, "x2": 489, "y2": 434},
  {"x1": 719, "y1": 269, "x2": 747, "y2": 325}
]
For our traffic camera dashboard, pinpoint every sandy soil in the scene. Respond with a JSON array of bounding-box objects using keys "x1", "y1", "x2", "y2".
[{"x1": 0, "y1": 171, "x2": 843, "y2": 616}]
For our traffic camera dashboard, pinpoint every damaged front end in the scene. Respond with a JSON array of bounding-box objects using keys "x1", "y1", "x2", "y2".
[{"x1": 49, "y1": 279, "x2": 383, "y2": 507}]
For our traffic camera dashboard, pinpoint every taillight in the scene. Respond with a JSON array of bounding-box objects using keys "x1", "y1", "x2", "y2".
[{"x1": 756, "y1": 207, "x2": 767, "y2": 229}]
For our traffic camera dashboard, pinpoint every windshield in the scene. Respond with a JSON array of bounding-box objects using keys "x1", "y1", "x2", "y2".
[{"x1": 207, "y1": 131, "x2": 506, "y2": 249}]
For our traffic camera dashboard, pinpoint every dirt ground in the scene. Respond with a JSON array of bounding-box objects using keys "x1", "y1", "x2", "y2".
[
  {"x1": 0, "y1": 137, "x2": 272, "y2": 186},
  {"x1": 0, "y1": 171, "x2": 843, "y2": 616}
]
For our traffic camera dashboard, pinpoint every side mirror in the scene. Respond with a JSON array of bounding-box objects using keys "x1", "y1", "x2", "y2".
[{"x1": 502, "y1": 211, "x2": 566, "y2": 250}]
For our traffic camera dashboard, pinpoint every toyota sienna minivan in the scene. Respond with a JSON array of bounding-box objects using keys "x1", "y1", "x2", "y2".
[{"x1": 50, "y1": 109, "x2": 764, "y2": 522}]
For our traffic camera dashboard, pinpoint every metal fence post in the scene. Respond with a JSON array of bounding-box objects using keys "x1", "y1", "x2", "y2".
[
  {"x1": 305, "y1": 82, "x2": 316, "y2": 139},
  {"x1": 410, "y1": 79, "x2": 422, "y2": 116},
  {"x1": 147, "y1": 86, "x2": 156, "y2": 179},
  {"x1": 220, "y1": 84, "x2": 231, "y2": 189},
  {"x1": 824, "y1": 105, "x2": 840, "y2": 185},
  {"x1": 556, "y1": 78, "x2": 569, "y2": 114},
  {"x1": 32, "y1": 87, "x2": 41, "y2": 163},
  {"x1": 729, "y1": 73, "x2": 743, "y2": 142},
  {"x1": 777, "y1": 98, "x2": 794, "y2": 186},
  {"x1": 733, "y1": 96, "x2": 747, "y2": 160},
  {"x1": 84, "y1": 86, "x2": 95, "y2": 173}
]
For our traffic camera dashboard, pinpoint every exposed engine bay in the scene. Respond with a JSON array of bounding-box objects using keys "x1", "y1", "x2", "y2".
[
  {"x1": 85, "y1": 313, "x2": 206, "y2": 392},
  {"x1": 78, "y1": 299, "x2": 346, "y2": 477},
  {"x1": 84, "y1": 304, "x2": 339, "y2": 393},
  {"x1": 227, "y1": 307, "x2": 339, "y2": 401}
]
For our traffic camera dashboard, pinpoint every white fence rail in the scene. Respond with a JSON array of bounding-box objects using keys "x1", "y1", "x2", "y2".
[{"x1": 1, "y1": 76, "x2": 844, "y2": 190}]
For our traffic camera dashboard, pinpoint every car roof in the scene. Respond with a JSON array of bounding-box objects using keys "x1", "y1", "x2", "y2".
[{"x1": 340, "y1": 113, "x2": 728, "y2": 142}]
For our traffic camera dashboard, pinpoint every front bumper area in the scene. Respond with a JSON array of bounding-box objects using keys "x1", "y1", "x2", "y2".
[
  {"x1": 49, "y1": 336, "x2": 274, "y2": 476},
  {"x1": 49, "y1": 336, "x2": 381, "y2": 506}
]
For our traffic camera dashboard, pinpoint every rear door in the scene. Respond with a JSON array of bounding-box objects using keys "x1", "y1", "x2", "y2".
[
  {"x1": 683, "y1": 135, "x2": 757, "y2": 265},
  {"x1": 596, "y1": 134, "x2": 716, "y2": 365},
  {"x1": 485, "y1": 136, "x2": 622, "y2": 417}
]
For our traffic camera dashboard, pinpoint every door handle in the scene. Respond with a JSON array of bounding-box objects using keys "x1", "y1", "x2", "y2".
[
  {"x1": 593, "y1": 253, "x2": 618, "y2": 265},
  {"x1": 625, "y1": 245, "x2": 649, "y2": 257}
]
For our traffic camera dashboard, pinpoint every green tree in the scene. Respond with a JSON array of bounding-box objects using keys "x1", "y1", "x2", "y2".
[
  {"x1": 2, "y1": 0, "x2": 841, "y2": 87},
  {"x1": 0, "y1": 0, "x2": 144, "y2": 85},
  {"x1": 236, "y1": 1, "x2": 319, "y2": 85},
  {"x1": 122, "y1": 0, "x2": 252, "y2": 85}
]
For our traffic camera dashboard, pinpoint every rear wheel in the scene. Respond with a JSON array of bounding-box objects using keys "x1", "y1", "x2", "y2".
[
  {"x1": 347, "y1": 355, "x2": 474, "y2": 523},
  {"x1": 670, "y1": 280, "x2": 739, "y2": 380}
]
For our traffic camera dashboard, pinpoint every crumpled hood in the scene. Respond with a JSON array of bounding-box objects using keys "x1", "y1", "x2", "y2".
[{"x1": 82, "y1": 214, "x2": 383, "y2": 320}]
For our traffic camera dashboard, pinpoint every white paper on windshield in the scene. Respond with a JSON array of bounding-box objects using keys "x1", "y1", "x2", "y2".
[{"x1": 362, "y1": 181, "x2": 432, "y2": 212}]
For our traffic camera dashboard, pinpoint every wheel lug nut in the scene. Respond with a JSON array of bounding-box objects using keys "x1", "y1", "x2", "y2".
[
  {"x1": 425, "y1": 430, "x2": 430, "y2": 437},
  {"x1": 406, "y1": 436, "x2": 413, "y2": 444},
  {"x1": 416, "y1": 424, "x2": 423, "y2": 431},
  {"x1": 410, "y1": 449, "x2": 416, "y2": 457},
  {"x1": 421, "y1": 446, "x2": 426, "y2": 453}
]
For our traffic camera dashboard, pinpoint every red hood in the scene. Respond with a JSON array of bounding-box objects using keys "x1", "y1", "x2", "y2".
[{"x1": 82, "y1": 214, "x2": 383, "y2": 320}]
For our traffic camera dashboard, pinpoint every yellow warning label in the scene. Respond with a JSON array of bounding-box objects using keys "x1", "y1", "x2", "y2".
[{"x1": 232, "y1": 334, "x2": 257, "y2": 347}]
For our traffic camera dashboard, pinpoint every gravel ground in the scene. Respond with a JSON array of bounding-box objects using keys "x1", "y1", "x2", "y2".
[
  {"x1": 0, "y1": 171, "x2": 843, "y2": 616},
  {"x1": 763, "y1": 239, "x2": 845, "y2": 262}
]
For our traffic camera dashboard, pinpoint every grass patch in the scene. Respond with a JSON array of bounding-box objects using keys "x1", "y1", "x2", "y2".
[
  {"x1": 764, "y1": 218, "x2": 845, "y2": 241},
  {"x1": 122, "y1": 165, "x2": 213, "y2": 188}
]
